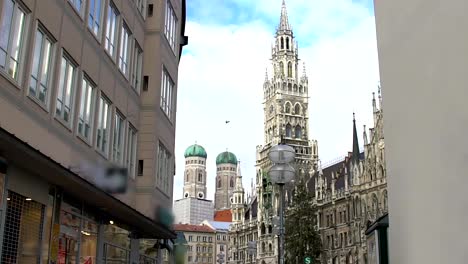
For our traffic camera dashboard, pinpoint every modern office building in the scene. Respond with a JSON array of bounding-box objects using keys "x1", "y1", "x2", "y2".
[
  {"x1": 0, "y1": 0, "x2": 187, "y2": 263},
  {"x1": 174, "y1": 197, "x2": 214, "y2": 225}
]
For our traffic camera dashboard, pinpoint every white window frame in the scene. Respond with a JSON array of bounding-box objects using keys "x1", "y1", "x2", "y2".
[
  {"x1": 112, "y1": 111, "x2": 125, "y2": 165},
  {"x1": 126, "y1": 124, "x2": 137, "y2": 179},
  {"x1": 96, "y1": 93, "x2": 111, "y2": 155},
  {"x1": 136, "y1": 0, "x2": 146, "y2": 18},
  {"x1": 164, "y1": 0, "x2": 178, "y2": 52},
  {"x1": 0, "y1": 0, "x2": 28, "y2": 81},
  {"x1": 157, "y1": 143, "x2": 172, "y2": 194},
  {"x1": 118, "y1": 22, "x2": 131, "y2": 77},
  {"x1": 88, "y1": 0, "x2": 104, "y2": 38},
  {"x1": 160, "y1": 68, "x2": 174, "y2": 121},
  {"x1": 68, "y1": 0, "x2": 85, "y2": 17},
  {"x1": 131, "y1": 41, "x2": 143, "y2": 92},
  {"x1": 29, "y1": 24, "x2": 55, "y2": 106},
  {"x1": 77, "y1": 75, "x2": 96, "y2": 142},
  {"x1": 105, "y1": 2, "x2": 119, "y2": 59},
  {"x1": 55, "y1": 52, "x2": 77, "y2": 126}
]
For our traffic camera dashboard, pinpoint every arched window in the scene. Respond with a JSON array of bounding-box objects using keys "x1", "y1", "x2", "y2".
[
  {"x1": 372, "y1": 194, "x2": 379, "y2": 215},
  {"x1": 294, "y1": 104, "x2": 300, "y2": 114},
  {"x1": 261, "y1": 223, "x2": 266, "y2": 235},
  {"x1": 286, "y1": 124, "x2": 292, "y2": 137},
  {"x1": 380, "y1": 166, "x2": 385, "y2": 178},
  {"x1": 217, "y1": 178, "x2": 221, "y2": 188},
  {"x1": 285, "y1": 102, "x2": 291, "y2": 113},
  {"x1": 262, "y1": 242, "x2": 266, "y2": 253},
  {"x1": 230, "y1": 178, "x2": 234, "y2": 188},
  {"x1": 198, "y1": 173, "x2": 203, "y2": 182},
  {"x1": 279, "y1": 62, "x2": 284, "y2": 76},
  {"x1": 268, "y1": 225, "x2": 272, "y2": 234},
  {"x1": 287, "y1": 62, "x2": 292, "y2": 77},
  {"x1": 280, "y1": 37, "x2": 284, "y2": 49},
  {"x1": 269, "y1": 243, "x2": 273, "y2": 252},
  {"x1": 383, "y1": 191, "x2": 388, "y2": 210},
  {"x1": 295, "y1": 125, "x2": 302, "y2": 138},
  {"x1": 286, "y1": 37, "x2": 290, "y2": 49},
  {"x1": 288, "y1": 83, "x2": 292, "y2": 91},
  {"x1": 185, "y1": 172, "x2": 189, "y2": 182}
]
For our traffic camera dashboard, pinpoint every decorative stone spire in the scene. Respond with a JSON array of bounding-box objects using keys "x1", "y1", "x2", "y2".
[
  {"x1": 277, "y1": 0, "x2": 291, "y2": 32},
  {"x1": 378, "y1": 84, "x2": 383, "y2": 109},
  {"x1": 363, "y1": 125, "x2": 368, "y2": 145},
  {"x1": 235, "y1": 161, "x2": 244, "y2": 191},
  {"x1": 352, "y1": 113, "x2": 360, "y2": 163}
]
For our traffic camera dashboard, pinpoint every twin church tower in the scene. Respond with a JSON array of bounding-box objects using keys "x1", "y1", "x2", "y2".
[
  {"x1": 173, "y1": 144, "x2": 244, "y2": 225},
  {"x1": 182, "y1": 144, "x2": 240, "y2": 211}
]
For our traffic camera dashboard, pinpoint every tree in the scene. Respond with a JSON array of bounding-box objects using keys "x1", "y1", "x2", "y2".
[{"x1": 285, "y1": 180, "x2": 322, "y2": 264}]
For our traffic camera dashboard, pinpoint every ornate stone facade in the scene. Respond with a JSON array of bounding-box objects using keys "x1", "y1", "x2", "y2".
[
  {"x1": 227, "y1": 2, "x2": 387, "y2": 264},
  {"x1": 310, "y1": 89, "x2": 387, "y2": 264}
]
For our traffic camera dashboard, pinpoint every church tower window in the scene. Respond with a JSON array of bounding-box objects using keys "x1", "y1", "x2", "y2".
[
  {"x1": 280, "y1": 37, "x2": 284, "y2": 49},
  {"x1": 230, "y1": 178, "x2": 234, "y2": 188},
  {"x1": 295, "y1": 125, "x2": 302, "y2": 138},
  {"x1": 287, "y1": 62, "x2": 292, "y2": 77},
  {"x1": 285, "y1": 102, "x2": 291, "y2": 113},
  {"x1": 217, "y1": 178, "x2": 221, "y2": 188},
  {"x1": 286, "y1": 124, "x2": 292, "y2": 137},
  {"x1": 198, "y1": 173, "x2": 203, "y2": 182},
  {"x1": 286, "y1": 37, "x2": 290, "y2": 49},
  {"x1": 294, "y1": 103, "x2": 300, "y2": 114},
  {"x1": 279, "y1": 62, "x2": 284, "y2": 76}
]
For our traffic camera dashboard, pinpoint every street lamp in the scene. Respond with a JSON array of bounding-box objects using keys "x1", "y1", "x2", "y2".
[{"x1": 268, "y1": 144, "x2": 295, "y2": 264}]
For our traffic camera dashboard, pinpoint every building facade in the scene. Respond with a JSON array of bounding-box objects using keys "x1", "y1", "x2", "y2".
[
  {"x1": 202, "y1": 220, "x2": 232, "y2": 264},
  {"x1": 174, "y1": 144, "x2": 214, "y2": 224},
  {"x1": 214, "y1": 151, "x2": 238, "y2": 211},
  {"x1": 310, "y1": 90, "x2": 387, "y2": 264},
  {"x1": 0, "y1": 0, "x2": 187, "y2": 263},
  {"x1": 174, "y1": 223, "x2": 216, "y2": 264}
]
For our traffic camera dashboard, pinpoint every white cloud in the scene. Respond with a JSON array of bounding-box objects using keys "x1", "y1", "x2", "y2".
[{"x1": 174, "y1": 1, "x2": 380, "y2": 202}]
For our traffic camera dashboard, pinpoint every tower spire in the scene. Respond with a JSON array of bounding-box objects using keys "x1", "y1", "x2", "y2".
[
  {"x1": 235, "y1": 161, "x2": 243, "y2": 190},
  {"x1": 352, "y1": 113, "x2": 360, "y2": 162},
  {"x1": 278, "y1": 0, "x2": 291, "y2": 32},
  {"x1": 363, "y1": 125, "x2": 368, "y2": 145}
]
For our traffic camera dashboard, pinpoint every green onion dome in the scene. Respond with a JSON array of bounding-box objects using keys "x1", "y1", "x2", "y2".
[{"x1": 184, "y1": 144, "x2": 207, "y2": 158}]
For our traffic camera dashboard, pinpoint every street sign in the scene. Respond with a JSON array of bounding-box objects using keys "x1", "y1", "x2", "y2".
[{"x1": 304, "y1": 256, "x2": 312, "y2": 264}]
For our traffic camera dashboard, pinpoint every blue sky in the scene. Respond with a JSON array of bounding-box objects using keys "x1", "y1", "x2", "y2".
[{"x1": 174, "y1": 0, "x2": 380, "y2": 201}]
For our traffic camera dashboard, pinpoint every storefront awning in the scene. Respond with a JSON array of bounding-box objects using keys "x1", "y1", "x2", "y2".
[{"x1": 0, "y1": 127, "x2": 176, "y2": 239}]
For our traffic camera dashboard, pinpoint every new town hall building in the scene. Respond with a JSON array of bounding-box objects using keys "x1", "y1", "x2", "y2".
[{"x1": 227, "y1": 1, "x2": 388, "y2": 264}]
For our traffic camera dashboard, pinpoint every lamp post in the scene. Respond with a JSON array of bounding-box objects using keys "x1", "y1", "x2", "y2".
[{"x1": 268, "y1": 144, "x2": 296, "y2": 264}]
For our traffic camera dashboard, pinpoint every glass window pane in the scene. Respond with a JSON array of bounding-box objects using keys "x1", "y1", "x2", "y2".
[
  {"x1": 40, "y1": 39, "x2": 52, "y2": 87},
  {"x1": 30, "y1": 31, "x2": 42, "y2": 81},
  {"x1": 0, "y1": 0, "x2": 14, "y2": 55},
  {"x1": 80, "y1": 220, "x2": 97, "y2": 264}
]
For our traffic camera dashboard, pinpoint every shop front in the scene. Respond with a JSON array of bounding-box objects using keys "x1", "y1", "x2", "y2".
[{"x1": 0, "y1": 127, "x2": 175, "y2": 264}]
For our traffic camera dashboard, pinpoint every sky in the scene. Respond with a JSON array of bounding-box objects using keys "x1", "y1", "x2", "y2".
[{"x1": 174, "y1": 0, "x2": 380, "y2": 201}]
